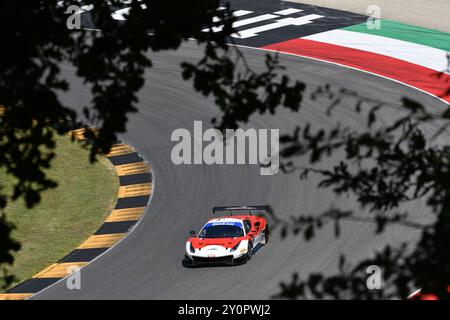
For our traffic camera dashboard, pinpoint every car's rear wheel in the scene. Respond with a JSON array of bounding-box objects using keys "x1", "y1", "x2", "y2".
[{"x1": 264, "y1": 225, "x2": 270, "y2": 244}]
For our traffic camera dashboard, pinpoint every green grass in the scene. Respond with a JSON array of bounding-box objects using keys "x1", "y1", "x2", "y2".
[{"x1": 0, "y1": 135, "x2": 119, "y2": 291}]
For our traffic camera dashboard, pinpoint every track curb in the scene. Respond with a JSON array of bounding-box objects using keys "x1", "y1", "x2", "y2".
[{"x1": 0, "y1": 128, "x2": 153, "y2": 300}]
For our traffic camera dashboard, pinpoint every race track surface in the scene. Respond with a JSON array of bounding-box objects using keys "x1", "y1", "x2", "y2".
[{"x1": 33, "y1": 41, "x2": 448, "y2": 299}]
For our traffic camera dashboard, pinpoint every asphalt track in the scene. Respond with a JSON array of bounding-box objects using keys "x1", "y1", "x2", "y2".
[{"x1": 31, "y1": 39, "x2": 449, "y2": 299}]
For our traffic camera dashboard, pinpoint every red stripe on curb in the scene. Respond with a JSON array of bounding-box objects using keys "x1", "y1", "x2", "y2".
[{"x1": 262, "y1": 38, "x2": 450, "y2": 104}]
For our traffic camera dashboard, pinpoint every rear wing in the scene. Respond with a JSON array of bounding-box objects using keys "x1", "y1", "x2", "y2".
[{"x1": 212, "y1": 205, "x2": 270, "y2": 216}]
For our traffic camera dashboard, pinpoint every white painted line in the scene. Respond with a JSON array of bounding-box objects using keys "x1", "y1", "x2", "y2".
[
  {"x1": 233, "y1": 14, "x2": 279, "y2": 28},
  {"x1": 408, "y1": 288, "x2": 421, "y2": 299},
  {"x1": 233, "y1": 10, "x2": 254, "y2": 17},
  {"x1": 233, "y1": 14, "x2": 324, "y2": 39},
  {"x1": 274, "y1": 8, "x2": 303, "y2": 15},
  {"x1": 111, "y1": 7, "x2": 131, "y2": 21}
]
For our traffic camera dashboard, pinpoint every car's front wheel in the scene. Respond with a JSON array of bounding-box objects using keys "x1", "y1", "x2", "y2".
[
  {"x1": 246, "y1": 241, "x2": 253, "y2": 261},
  {"x1": 182, "y1": 255, "x2": 195, "y2": 268}
]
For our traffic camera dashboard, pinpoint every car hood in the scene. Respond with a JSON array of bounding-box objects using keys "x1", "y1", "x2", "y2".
[{"x1": 189, "y1": 237, "x2": 244, "y2": 249}]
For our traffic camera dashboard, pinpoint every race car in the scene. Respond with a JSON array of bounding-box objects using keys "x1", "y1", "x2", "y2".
[{"x1": 183, "y1": 206, "x2": 270, "y2": 266}]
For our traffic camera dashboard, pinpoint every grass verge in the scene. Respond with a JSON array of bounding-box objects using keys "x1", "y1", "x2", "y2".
[{"x1": 0, "y1": 135, "x2": 119, "y2": 291}]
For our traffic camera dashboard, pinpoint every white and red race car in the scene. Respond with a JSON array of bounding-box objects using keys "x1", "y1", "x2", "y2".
[{"x1": 183, "y1": 206, "x2": 270, "y2": 266}]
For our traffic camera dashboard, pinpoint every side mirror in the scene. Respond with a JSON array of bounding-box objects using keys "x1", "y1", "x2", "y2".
[{"x1": 190, "y1": 230, "x2": 196, "y2": 237}]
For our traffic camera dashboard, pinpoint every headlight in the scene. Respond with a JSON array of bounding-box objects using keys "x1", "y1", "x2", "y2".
[
  {"x1": 189, "y1": 242, "x2": 195, "y2": 254},
  {"x1": 230, "y1": 241, "x2": 241, "y2": 252}
]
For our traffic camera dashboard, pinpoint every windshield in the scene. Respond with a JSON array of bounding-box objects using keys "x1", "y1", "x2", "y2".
[{"x1": 198, "y1": 224, "x2": 244, "y2": 239}]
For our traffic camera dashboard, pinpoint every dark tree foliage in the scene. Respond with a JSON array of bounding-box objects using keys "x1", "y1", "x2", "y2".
[
  {"x1": 269, "y1": 87, "x2": 450, "y2": 299},
  {"x1": 0, "y1": 1, "x2": 303, "y2": 288},
  {"x1": 1, "y1": 1, "x2": 448, "y2": 300},
  {"x1": 183, "y1": 52, "x2": 305, "y2": 130}
]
